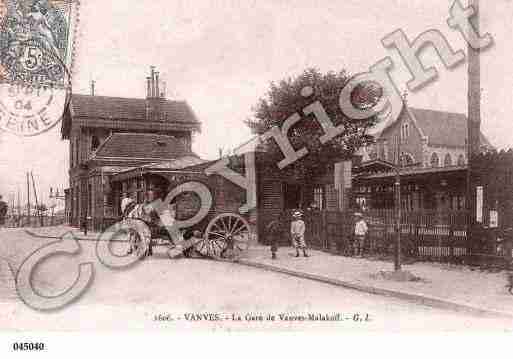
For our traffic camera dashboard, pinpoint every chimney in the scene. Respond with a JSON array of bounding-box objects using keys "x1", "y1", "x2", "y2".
[
  {"x1": 155, "y1": 72, "x2": 160, "y2": 98},
  {"x1": 90, "y1": 80, "x2": 95, "y2": 96},
  {"x1": 146, "y1": 77, "x2": 151, "y2": 98},
  {"x1": 146, "y1": 66, "x2": 166, "y2": 120},
  {"x1": 150, "y1": 65, "x2": 156, "y2": 98}
]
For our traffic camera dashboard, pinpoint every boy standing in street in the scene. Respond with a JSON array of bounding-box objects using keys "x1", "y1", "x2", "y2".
[
  {"x1": 354, "y1": 212, "x2": 368, "y2": 257},
  {"x1": 291, "y1": 210, "x2": 308, "y2": 257},
  {"x1": 266, "y1": 213, "x2": 284, "y2": 259}
]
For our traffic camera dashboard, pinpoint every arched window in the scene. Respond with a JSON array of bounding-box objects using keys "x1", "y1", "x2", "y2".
[
  {"x1": 91, "y1": 135, "x2": 100, "y2": 151},
  {"x1": 400, "y1": 152, "x2": 414, "y2": 167},
  {"x1": 430, "y1": 152, "x2": 440, "y2": 167},
  {"x1": 457, "y1": 154, "x2": 465, "y2": 166},
  {"x1": 444, "y1": 153, "x2": 452, "y2": 167},
  {"x1": 400, "y1": 123, "x2": 410, "y2": 143}
]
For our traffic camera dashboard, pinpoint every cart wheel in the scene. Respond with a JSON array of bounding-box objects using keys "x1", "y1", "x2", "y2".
[{"x1": 198, "y1": 213, "x2": 251, "y2": 260}]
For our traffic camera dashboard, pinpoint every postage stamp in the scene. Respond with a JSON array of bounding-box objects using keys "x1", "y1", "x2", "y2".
[{"x1": 0, "y1": 0, "x2": 79, "y2": 136}]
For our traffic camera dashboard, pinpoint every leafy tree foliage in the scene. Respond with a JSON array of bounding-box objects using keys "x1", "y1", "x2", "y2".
[{"x1": 246, "y1": 68, "x2": 378, "y2": 180}]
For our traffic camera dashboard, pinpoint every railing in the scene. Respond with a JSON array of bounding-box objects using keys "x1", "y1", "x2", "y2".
[
  {"x1": 300, "y1": 209, "x2": 513, "y2": 267},
  {"x1": 3, "y1": 215, "x2": 67, "y2": 228},
  {"x1": 293, "y1": 209, "x2": 512, "y2": 266}
]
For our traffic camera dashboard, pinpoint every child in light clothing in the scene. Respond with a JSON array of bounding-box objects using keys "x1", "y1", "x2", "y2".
[
  {"x1": 354, "y1": 213, "x2": 368, "y2": 257},
  {"x1": 291, "y1": 211, "x2": 308, "y2": 257}
]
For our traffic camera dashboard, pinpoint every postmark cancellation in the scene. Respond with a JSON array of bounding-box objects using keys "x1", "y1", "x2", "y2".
[{"x1": 0, "y1": 0, "x2": 79, "y2": 136}]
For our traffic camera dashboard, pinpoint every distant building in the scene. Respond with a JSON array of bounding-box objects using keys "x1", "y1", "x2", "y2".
[
  {"x1": 354, "y1": 105, "x2": 494, "y2": 212},
  {"x1": 369, "y1": 106, "x2": 493, "y2": 167},
  {"x1": 61, "y1": 67, "x2": 201, "y2": 229}
]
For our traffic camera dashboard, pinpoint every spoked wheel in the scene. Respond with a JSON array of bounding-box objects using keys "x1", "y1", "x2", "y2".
[{"x1": 196, "y1": 213, "x2": 251, "y2": 260}]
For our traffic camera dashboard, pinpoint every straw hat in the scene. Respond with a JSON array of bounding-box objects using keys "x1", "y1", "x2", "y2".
[
  {"x1": 292, "y1": 210, "x2": 303, "y2": 218},
  {"x1": 354, "y1": 212, "x2": 363, "y2": 217}
]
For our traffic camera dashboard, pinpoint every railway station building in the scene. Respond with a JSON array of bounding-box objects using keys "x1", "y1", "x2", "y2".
[
  {"x1": 62, "y1": 67, "x2": 493, "y2": 240},
  {"x1": 61, "y1": 67, "x2": 201, "y2": 230}
]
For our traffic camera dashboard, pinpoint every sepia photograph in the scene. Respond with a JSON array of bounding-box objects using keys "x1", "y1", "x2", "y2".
[{"x1": 1, "y1": 0, "x2": 513, "y2": 354}]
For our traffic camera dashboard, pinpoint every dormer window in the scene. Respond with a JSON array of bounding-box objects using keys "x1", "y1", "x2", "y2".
[
  {"x1": 444, "y1": 153, "x2": 452, "y2": 167},
  {"x1": 430, "y1": 152, "x2": 440, "y2": 167}
]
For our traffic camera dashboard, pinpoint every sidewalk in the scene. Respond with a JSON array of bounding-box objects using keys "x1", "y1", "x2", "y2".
[
  {"x1": 26, "y1": 225, "x2": 513, "y2": 317},
  {"x1": 240, "y1": 246, "x2": 513, "y2": 318},
  {"x1": 25, "y1": 225, "x2": 114, "y2": 241}
]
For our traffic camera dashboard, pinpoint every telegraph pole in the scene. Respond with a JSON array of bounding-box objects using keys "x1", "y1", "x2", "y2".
[
  {"x1": 466, "y1": 0, "x2": 481, "y2": 253},
  {"x1": 17, "y1": 187, "x2": 21, "y2": 227},
  {"x1": 31, "y1": 171, "x2": 43, "y2": 227},
  {"x1": 26, "y1": 172, "x2": 31, "y2": 225},
  {"x1": 394, "y1": 134, "x2": 402, "y2": 271}
]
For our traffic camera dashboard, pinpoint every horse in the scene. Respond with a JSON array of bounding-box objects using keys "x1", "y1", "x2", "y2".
[{"x1": 122, "y1": 200, "x2": 176, "y2": 258}]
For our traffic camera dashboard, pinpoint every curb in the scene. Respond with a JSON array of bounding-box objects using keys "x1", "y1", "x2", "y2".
[
  {"x1": 24, "y1": 229, "x2": 126, "y2": 242},
  {"x1": 236, "y1": 258, "x2": 513, "y2": 320}
]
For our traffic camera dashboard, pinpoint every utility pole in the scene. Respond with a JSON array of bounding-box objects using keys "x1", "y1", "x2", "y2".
[
  {"x1": 17, "y1": 186, "x2": 21, "y2": 227},
  {"x1": 394, "y1": 134, "x2": 402, "y2": 271},
  {"x1": 466, "y1": 0, "x2": 481, "y2": 254},
  {"x1": 31, "y1": 171, "x2": 43, "y2": 227},
  {"x1": 9, "y1": 193, "x2": 15, "y2": 223},
  {"x1": 26, "y1": 172, "x2": 31, "y2": 226}
]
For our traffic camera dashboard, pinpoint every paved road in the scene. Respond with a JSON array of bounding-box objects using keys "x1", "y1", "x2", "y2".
[{"x1": 0, "y1": 228, "x2": 512, "y2": 331}]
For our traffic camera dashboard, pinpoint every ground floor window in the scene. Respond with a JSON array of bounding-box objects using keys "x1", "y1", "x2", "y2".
[
  {"x1": 451, "y1": 195, "x2": 465, "y2": 210},
  {"x1": 313, "y1": 185, "x2": 325, "y2": 210}
]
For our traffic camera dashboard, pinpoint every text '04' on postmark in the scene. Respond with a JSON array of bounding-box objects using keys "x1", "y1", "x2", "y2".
[{"x1": 0, "y1": 0, "x2": 79, "y2": 136}]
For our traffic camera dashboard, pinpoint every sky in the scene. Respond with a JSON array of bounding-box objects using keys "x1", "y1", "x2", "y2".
[{"x1": 1, "y1": 0, "x2": 512, "y2": 207}]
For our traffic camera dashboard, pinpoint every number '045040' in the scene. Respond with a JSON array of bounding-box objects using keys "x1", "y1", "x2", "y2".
[{"x1": 12, "y1": 342, "x2": 45, "y2": 351}]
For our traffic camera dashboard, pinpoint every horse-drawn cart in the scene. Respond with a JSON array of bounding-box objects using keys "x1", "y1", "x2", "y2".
[{"x1": 123, "y1": 200, "x2": 252, "y2": 261}]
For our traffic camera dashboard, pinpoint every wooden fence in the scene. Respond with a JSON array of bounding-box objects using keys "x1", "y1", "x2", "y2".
[{"x1": 300, "y1": 209, "x2": 473, "y2": 263}]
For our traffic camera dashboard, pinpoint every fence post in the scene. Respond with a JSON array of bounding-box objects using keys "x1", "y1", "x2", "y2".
[
  {"x1": 321, "y1": 211, "x2": 328, "y2": 251},
  {"x1": 329, "y1": 212, "x2": 338, "y2": 254}
]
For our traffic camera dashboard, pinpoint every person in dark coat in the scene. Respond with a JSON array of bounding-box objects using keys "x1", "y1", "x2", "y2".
[
  {"x1": 0, "y1": 195, "x2": 7, "y2": 228},
  {"x1": 266, "y1": 213, "x2": 285, "y2": 259}
]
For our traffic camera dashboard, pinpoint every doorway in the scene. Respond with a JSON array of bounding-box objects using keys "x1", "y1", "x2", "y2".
[{"x1": 284, "y1": 183, "x2": 302, "y2": 209}]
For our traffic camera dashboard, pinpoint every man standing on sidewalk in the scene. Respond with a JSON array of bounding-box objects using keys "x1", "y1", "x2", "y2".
[
  {"x1": 291, "y1": 210, "x2": 308, "y2": 257},
  {"x1": 354, "y1": 212, "x2": 368, "y2": 257},
  {"x1": 266, "y1": 213, "x2": 284, "y2": 260},
  {"x1": 0, "y1": 195, "x2": 7, "y2": 229}
]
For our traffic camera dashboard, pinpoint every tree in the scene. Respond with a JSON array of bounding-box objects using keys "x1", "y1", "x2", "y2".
[{"x1": 246, "y1": 68, "x2": 378, "y2": 180}]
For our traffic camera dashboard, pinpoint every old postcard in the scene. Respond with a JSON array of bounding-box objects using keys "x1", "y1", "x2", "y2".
[{"x1": 1, "y1": 0, "x2": 513, "y2": 354}]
